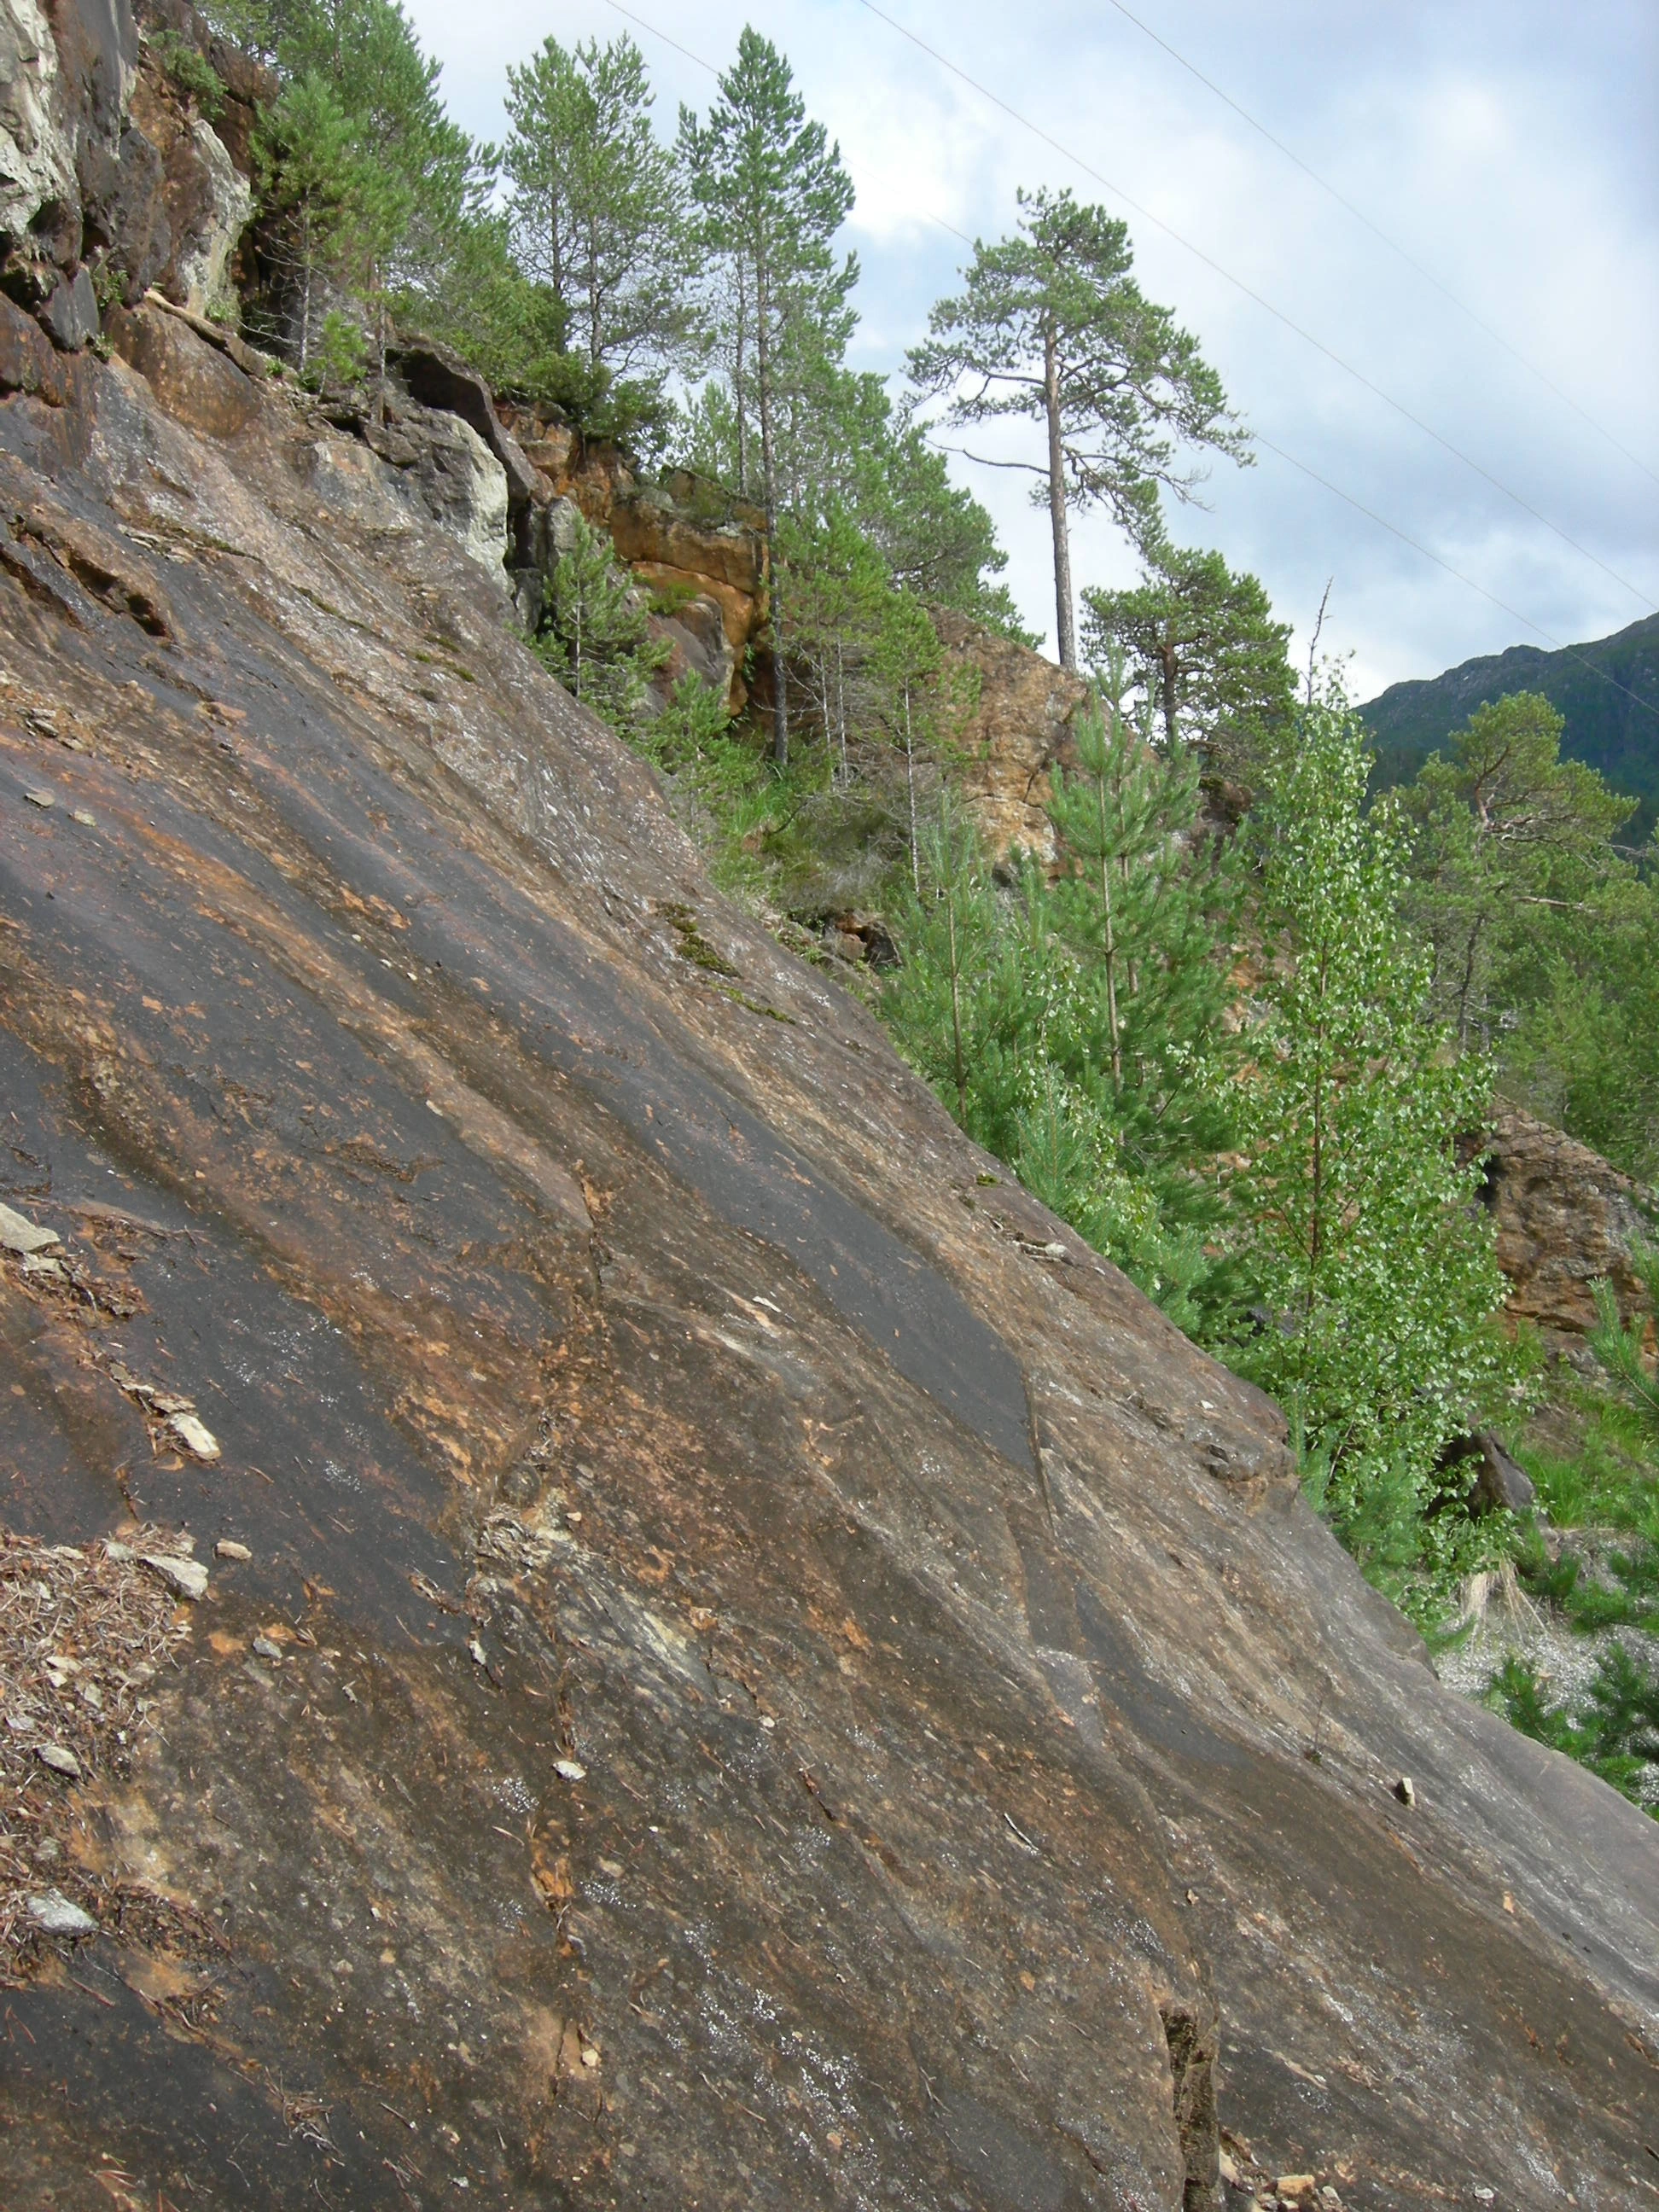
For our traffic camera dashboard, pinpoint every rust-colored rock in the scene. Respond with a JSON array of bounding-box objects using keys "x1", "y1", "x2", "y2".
[
  {"x1": 106, "y1": 296, "x2": 259, "y2": 438},
  {"x1": 0, "y1": 294, "x2": 73, "y2": 405},
  {"x1": 1477, "y1": 1104, "x2": 1655, "y2": 1342},
  {"x1": 932, "y1": 604, "x2": 1090, "y2": 864}
]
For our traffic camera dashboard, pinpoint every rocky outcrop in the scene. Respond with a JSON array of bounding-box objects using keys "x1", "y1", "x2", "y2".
[
  {"x1": 127, "y1": 49, "x2": 251, "y2": 320},
  {"x1": 0, "y1": 0, "x2": 261, "y2": 350},
  {"x1": 932, "y1": 604, "x2": 1090, "y2": 864},
  {"x1": 495, "y1": 397, "x2": 770, "y2": 713},
  {"x1": 1477, "y1": 1104, "x2": 1655, "y2": 1344}
]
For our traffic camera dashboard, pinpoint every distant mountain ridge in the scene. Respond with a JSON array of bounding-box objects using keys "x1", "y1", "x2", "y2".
[{"x1": 1360, "y1": 609, "x2": 1659, "y2": 842}]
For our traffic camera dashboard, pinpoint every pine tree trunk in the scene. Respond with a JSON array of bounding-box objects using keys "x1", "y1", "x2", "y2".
[
  {"x1": 1161, "y1": 641, "x2": 1179, "y2": 748},
  {"x1": 905, "y1": 684, "x2": 920, "y2": 896},
  {"x1": 1044, "y1": 318, "x2": 1076, "y2": 672},
  {"x1": 733, "y1": 260, "x2": 749, "y2": 498},
  {"x1": 755, "y1": 258, "x2": 789, "y2": 769},
  {"x1": 836, "y1": 640, "x2": 847, "y2": 786},
  {"x1": 298, "y1": 204, "x2": 313, "y2": 375}
]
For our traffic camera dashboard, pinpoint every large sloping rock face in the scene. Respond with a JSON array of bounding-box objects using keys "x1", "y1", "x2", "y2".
[{"x1": 3, "y1": 310, "x2": 1656, "y2": 2212}]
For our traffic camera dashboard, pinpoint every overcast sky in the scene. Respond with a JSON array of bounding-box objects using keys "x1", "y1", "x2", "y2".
[{"x1": 405, "y1": 0, "x2": 1658, "y2": 699}]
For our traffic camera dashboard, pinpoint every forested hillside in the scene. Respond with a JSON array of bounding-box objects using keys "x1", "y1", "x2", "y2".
[{"x1": 1363, "y1": 611, "x2": 1659, "y2": 841}]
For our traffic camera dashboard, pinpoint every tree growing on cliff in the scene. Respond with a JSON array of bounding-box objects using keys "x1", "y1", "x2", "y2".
[
  {"x1": 502, "y1": 34, "x2": 698, "y2": 413},
  {"x1": 1045, "y1": 657, "x2": 1240, "y2": 1202},
  {"x1": 1237, "y1": 674, "x2": 1514, "y2": 1546},
  {"x1": 1080, "y1": 535, "x2": 1293, "y2": 777},
  {"x1": 680, "y1": 31, "x2": 857, "y2": 765},
  {"x1": 907, "y1": 189, "x2": 1249, "y2": 670},
  {"x1": 534, "y1": 511, "x2": 668, "y2": 738},
  {"x1": 249, "y1": 1, "x2": 489, "y2": 385}
]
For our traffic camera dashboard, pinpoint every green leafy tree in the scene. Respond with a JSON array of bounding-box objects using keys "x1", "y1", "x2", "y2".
[
  {"x1": 503, "y1": 34, "x2": 697, "y2": 409},
  {"x1": 680, "y1": 30, "x2": 857, "y2": 765},
  {"x1": 1080, "y1": 533, "x2": 1293, "y2": 777},
  {"x1": 1505, "y1": 876, "x2": 1659, "y2": 1181},
  {"x1": 908, "y1": 187, "x2": 1249, "y2": 669},
  {"x1": 1237, "y1": 675, "x2": 1514, "y2": 1534},
  {"x1": 885, "y1": 679, "x2": 1242, "y2": 1338}
]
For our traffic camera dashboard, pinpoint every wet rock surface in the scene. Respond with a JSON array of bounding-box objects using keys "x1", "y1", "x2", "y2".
[{"x1": 0, "y1": 203, "x2": 1656, "y2": 2212}]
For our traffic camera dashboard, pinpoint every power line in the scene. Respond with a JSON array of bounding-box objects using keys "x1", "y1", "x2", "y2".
[
  {"x1": 1249, "y1": 433, "x2": 1657, "y2": 721},
  {"x1": 600, "y1": 0, "x2": 1656, "y2": 726},
  {"x1": 1096, "y1": 0, "x2": 1659, "y2": 494},
  {"x1": 602, "y1": 0, "x2": 719, "y2": 77},
  {"x1": 854, "y1": 0, "x2": 1656, "y2": 614}
]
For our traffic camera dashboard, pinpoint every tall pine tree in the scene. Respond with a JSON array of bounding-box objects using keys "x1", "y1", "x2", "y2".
[
  {"x1": 503, "y1": 35, "x2": 696, "y2": 410},
  {"x1": 680, "y1": 32, "x2": 856, "y2": 765},
  {"x1": 1080, "y1": 534, "x2": 1293, "y2": 777},
  {"x1": 908, "y1": 188, "x2": 1248, "y2": 670}
]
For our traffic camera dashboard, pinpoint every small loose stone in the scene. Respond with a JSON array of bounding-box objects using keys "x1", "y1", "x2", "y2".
[{"x1": 27, "y1": 1890, "x2": 96, "y2": 1936}]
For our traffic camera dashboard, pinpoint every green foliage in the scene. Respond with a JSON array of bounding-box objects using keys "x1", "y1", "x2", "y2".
[
  {"x1": 680, "y1": 29, "x2": 859, "y2": 763},
  {"x1": 908, "y1": 186, "x2": 1248, "y2": 664},
  {"x1": 249, "y1": 2, "x2": 487, "y2": 380},
  {"x1": 502, "y1": 32, "x2": 697, "y2": 430},
  {"x1": 1362, "y1": 609, "x2": 1659, "y2": 847},
  {"x1": 149, "y1": 27, "x2": 224, "y2": 119},
  {"x1": 1588, "y1": 1244, "x2": 1659, "y2": 1445},
  {"x1": 308, "y1": 306, "x2": 366, "y2": 389},
  {"x1": 533, "y1": 511, "x2": 668, "y2": 739},
  {"x1": 1237, "y1": 675, "x2": 1517, "y2": 1531},
  {"x1": 1080, "y1": 533, "x2": 1293, "y2": 779},
  {"x1": 1400, "y1": 690, "x2": 1636, "y2": 1046},
  {"x1": 1503, "y1": 872, "x2": 1659, "y2": 1184},
  {"x1": 1490, "y1": 1646, "x2": 1659, "y2": 1813},
  {"x1": 883, "y1": 701, "x2": 1243, "y2": 1339}
]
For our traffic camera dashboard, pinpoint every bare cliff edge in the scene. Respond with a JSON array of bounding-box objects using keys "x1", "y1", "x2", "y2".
[{"x1": 2, "y1": 11, "x2": 1657, "y2": 2212}]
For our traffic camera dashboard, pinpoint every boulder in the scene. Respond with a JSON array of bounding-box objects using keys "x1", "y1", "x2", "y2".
[
  {"x1": 1442, "y1": 1430, "x2": 1538, "y2": 1518},
  {"x1": 1475, "y1": 1105, "x2": 1655, "y2": 1343},
  {"x1": 410, "y1": 409, "x2": 509, "y2": 579},
  {"x1": 389, "y1": 335, "x2": 546, "y2": 556},
  {"x1": 0, "y1": 290, "x2": 73, "y2": 400},
  {"x1": 38, "y1": 263, "x2": 99, "y2": 347}
]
